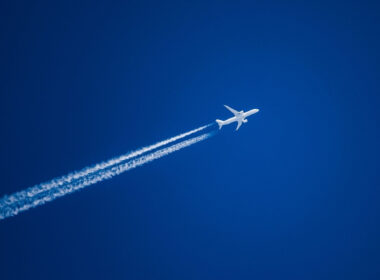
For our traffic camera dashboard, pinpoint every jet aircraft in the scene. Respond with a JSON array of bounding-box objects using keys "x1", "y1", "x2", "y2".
[{"x1": 216, "y1": 105, "x2": 259, "y2": 130}]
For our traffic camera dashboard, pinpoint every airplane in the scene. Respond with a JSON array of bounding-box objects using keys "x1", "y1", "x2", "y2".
[{"x1": 216, "y1": 105, "x2": 259, "y2": 131}]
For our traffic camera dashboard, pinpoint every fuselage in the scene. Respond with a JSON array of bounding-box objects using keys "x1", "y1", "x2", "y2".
[{"x1": 223, "y1": 109, "x2": 259, "y2": 125}]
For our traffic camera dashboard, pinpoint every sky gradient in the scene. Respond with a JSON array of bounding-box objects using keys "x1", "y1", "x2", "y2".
[{"x1": 0, "y1": 1, "x2": 379, "y2": 279}]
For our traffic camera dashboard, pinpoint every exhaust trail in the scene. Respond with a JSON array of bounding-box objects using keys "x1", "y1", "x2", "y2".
[
  {"x1": 0, "y1": 129, "x2": 215, "y2": 220},
  {"x1": 13, "y1": 124, "x2": 211, "y2": 199}
]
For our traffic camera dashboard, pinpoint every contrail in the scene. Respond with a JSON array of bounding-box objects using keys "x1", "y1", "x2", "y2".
[
  {"x1": 12, "y1": 124, "x2": 211, "y2": 199},
  {"x1": 0, "y1": 129, "x2": 215, "y2": 220}
]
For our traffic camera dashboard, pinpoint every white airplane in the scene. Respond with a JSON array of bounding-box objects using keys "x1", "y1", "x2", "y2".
[{"x1": 216, "y1": 105, "x2": 259, "y2": 130}]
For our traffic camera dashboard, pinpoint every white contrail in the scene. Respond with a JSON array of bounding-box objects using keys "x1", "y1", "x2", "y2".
[
  {"x1": 13, "y1": 124, "x2": 211, "y2": 199},
  {"x1": 0, "y1": 131, "x2": 214, "y2": 220}
]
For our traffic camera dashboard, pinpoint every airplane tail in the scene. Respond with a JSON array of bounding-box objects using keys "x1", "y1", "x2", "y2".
[{"x1": 216, "y1": 119, "x2": 224, "y2": 130}]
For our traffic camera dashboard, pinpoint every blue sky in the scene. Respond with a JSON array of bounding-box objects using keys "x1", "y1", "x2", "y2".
[{"x1": 0, "y1": 1, "x2": 379, "y2": 279}]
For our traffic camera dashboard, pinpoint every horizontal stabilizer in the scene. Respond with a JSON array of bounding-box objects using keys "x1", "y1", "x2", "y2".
[{"x1": 216, "y1": 119, "x2": 224, "y2": 130}]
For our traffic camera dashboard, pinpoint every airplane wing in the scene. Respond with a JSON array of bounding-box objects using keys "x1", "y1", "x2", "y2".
[
  {"x1": 224, "y1": 105, "x2": 239, "y2": 116},
  {"x1": 236, "y1": 120, "x2": 243, "y2": 130}
]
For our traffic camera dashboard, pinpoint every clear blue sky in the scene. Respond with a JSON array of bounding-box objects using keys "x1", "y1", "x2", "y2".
[{"x1": 0, "y1": 1, "x2": 379, "y2": 279}]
